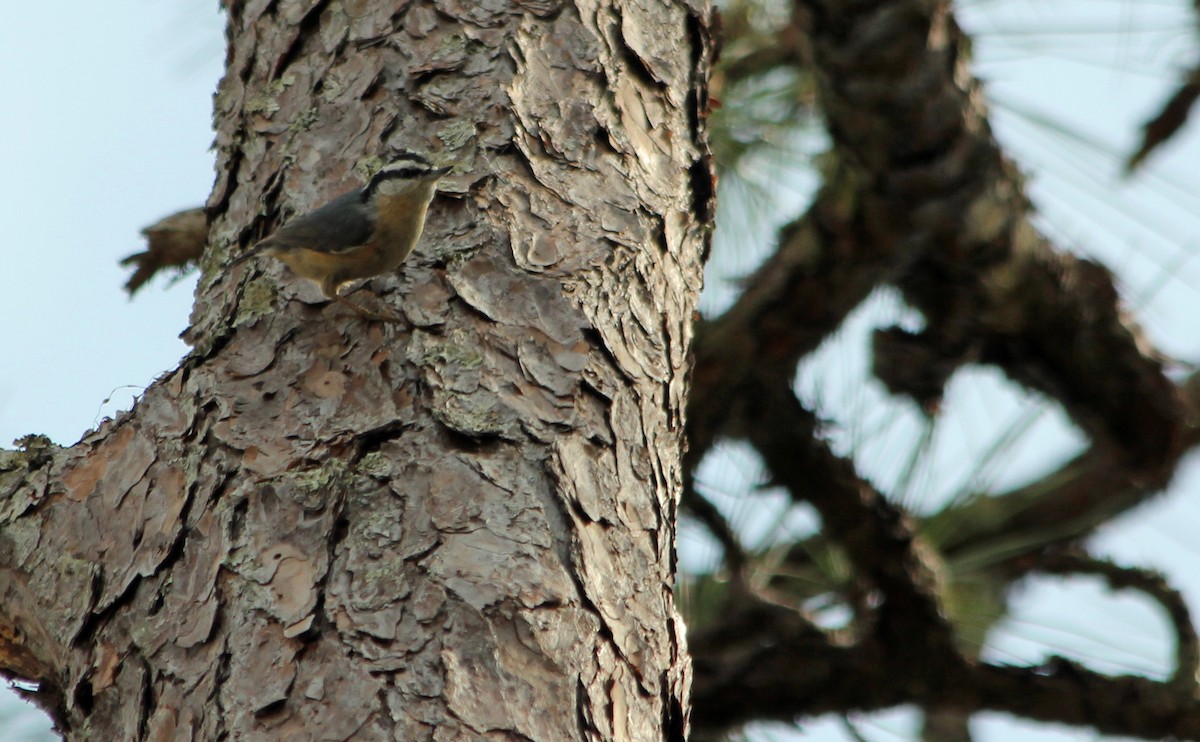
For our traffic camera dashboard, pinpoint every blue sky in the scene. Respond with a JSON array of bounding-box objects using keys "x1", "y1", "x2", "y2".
[
  {"x1": 0, "y1": 2, "x2": 220, "y2": 447},
  {"x1": 0, "y1": 3, "x2": 221, "y2": 738}
]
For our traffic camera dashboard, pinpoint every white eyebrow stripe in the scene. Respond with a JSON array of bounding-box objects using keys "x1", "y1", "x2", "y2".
[{"x1": 380, "y1": 155, "x2": 432, "y2": 172}]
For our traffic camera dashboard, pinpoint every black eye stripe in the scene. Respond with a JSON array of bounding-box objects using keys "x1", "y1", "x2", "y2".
[
  {"x1": 392, "y1": 151, "x2": 431, "y2": 165},
  {"x1": 364, "y1": 155, "x2": 441, "y2": 197}
]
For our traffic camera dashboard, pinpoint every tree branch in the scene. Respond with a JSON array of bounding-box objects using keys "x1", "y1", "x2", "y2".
[
  {"x1": 692, "y1": 600, "x2": 1200, "y2": 740},
  {"x1": 743, "y1": 381, "x2": 957, "y2": 661},
  {"x1": 685, "y1": 0, "x2": 1200, "y2": 737},
  {"x1": 1013, "y1": 550, "x2": 1200, "y2": 692},
  {"x1": 120, "y1": 208, "x2": 207, "y2": 296}
]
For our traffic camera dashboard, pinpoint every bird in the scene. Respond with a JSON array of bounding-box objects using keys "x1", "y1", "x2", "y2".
[{"x1": 228, "y1": 152, "x2": 452, "y2": 321}]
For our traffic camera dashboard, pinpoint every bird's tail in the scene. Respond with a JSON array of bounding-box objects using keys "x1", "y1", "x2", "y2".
[
  {"x1": 213, "y1": 240, "x2": 276, "y2": 292},
  {"x1": 227, "y1": 239, "x2": 273, "y2": 269}
]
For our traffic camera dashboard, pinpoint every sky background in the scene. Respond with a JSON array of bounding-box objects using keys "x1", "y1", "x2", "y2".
[
  {"x1": 0, "y1": 3, "x2": 223, "y2": 738},
  {"x1": 3, "y1": 1, "x2": 1200, "y2": 741}
]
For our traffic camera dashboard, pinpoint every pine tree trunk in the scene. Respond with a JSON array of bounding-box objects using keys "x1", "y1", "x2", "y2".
[{"x1": 0, "y1": 1, "x2": 715, "y2": 739}]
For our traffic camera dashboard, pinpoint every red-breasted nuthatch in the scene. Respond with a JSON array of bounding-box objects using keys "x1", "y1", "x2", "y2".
[{"x1": 229, "y1": 152, "x2": 452, "y2": 320}]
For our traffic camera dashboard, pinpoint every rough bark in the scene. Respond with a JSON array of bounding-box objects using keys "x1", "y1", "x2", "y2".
[{"x1": 0, "y1": 1, "x2": 714, "y2": 739}]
